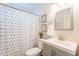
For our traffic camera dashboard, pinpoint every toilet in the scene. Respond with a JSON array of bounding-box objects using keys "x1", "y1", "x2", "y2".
[{"x1": 25, "y1": 39, "x2": 43, "y2": 56}]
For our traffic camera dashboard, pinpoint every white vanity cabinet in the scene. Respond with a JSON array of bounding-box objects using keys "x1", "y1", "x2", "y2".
[
  {"x1": 40, "y1": 39, "x2": 77, "y2": 56},
  {"x1": 42, "y1": 43, "x2": 52, "y2": 56},
  {"x1": 42, "y1": 43, "x2": 75, "y2": 56}
]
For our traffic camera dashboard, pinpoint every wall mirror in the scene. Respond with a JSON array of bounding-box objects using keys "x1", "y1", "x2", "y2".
[{"x1": 55, "y1": 7, "x2": 73, "y2": 30}]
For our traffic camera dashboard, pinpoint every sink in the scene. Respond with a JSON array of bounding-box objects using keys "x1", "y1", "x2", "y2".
[
  {"x1": 50, "y1": 39, "x2": 73, "y2": 46},
  {"x1": 40, "y1": 38, "x2": 78, "y2": 55},
  {"x1": 47, "y1": 39, "x2": 77, "y2": 51}
]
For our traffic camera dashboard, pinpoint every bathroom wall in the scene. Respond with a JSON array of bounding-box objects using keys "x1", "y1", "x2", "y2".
[
  {"x1": 43, "y1": 3, "x2": 79, "y2": 43},
  {"x1": 42, "y1": 3, "x2": 79, "y2": 55},
  {"x1": 0, "y1": 4, "x2": 40, "y2": 56}
]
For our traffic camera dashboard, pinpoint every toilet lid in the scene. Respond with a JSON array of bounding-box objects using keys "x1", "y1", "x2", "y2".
[{"x1": 26, "y1": 47, "x2": 41, "y2": 56}]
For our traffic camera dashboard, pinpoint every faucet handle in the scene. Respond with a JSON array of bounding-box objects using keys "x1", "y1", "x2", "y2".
[{"x1": 59, "y1": 35, "x2": 64, "y2": 41}]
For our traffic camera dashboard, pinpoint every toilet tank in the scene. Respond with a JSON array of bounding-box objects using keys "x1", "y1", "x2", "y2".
[{"x1": 38, "y1": 39, "x2": 43, "y2": 49}]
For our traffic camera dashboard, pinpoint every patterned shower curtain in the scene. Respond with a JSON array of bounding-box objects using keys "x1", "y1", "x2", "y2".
[{"x1": 0, "y1": 4, "x2": 40, "y2": 56}]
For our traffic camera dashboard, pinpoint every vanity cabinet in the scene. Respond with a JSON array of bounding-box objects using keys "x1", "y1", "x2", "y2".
[
  {"x1": 42, "y1": 43, "x2": 74, "y2": 56},
  {"x1": 42, "y1": 43, "x2": 52, "y2": 56}
]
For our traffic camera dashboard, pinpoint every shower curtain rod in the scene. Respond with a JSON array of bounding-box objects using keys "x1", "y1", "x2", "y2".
[{"x1": 0, "y1": 3, "x2": 38, "y2": 16}]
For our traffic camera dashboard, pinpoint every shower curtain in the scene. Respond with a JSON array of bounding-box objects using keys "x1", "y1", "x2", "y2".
[{"x1": 0, "y1": 4, "x2": 40, "y2": 56}]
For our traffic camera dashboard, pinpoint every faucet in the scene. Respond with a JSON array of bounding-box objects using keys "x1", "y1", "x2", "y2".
[{"x1": 58, "y1": 35, "x2": 64, "y2": 41}]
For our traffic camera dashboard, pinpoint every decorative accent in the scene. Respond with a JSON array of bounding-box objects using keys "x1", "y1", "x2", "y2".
[
  {"x1": 55, "y1": 7, "x2": 73, "y2": 30},
  {"x1": 41, "y1": 14, "x2": 47, "y2": 23},
  {"x1": 39, "y1": 32, "x2": 43, "y2": 39},
  {"x1": 41, "y1": 24, "x2": 47, "y2": 32}
]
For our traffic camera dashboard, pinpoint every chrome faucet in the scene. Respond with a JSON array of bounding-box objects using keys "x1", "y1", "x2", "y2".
[{"x1": 59, "y1": 35, "x2": 64, "y2": 41}]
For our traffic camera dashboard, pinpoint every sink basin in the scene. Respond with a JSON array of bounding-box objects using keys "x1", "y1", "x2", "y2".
[
  {"x1": 48, "y1": 39, "x2": 73, "y2": 46},
  {"x1": 47, "y1": 39, "x2": 77, "y2": 51},
  {"x1": 40, "y1": 38, "x2": 78, "y2": 55}
]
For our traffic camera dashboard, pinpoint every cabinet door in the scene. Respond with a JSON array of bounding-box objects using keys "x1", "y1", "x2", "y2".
[
  {"x1": 54, "y1": 52, "x2": 65, "y2": 56},
  {"x1": 52, "y1": 46, "x2": 73, "y2": 56},
  {"x1": 42, "y1": 43, "x2": 74, "y2": 56},
  {"x1": 42, "y1": 44, "x2": 52, "y2": 56},
  {"x1": 51, "y1": 51, "x2": 55, "y2": 56}
]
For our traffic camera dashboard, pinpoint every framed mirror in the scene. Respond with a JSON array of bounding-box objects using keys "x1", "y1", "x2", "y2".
[{"x1": 55, "y1": 7, "x2": 73, "y2": 30}]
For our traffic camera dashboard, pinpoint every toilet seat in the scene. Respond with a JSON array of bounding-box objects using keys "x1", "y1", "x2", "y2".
[{"x1": 26, "y1": 47, "x2": 41, "y2": 56}]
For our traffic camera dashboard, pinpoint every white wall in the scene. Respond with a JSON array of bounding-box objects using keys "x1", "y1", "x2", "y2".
[
  {"x1": 43, "y1": 3, "x2": 79, "y2": 55},
  {"x1": 44, "y1": 3, "x2": 79, "y2": 43}
]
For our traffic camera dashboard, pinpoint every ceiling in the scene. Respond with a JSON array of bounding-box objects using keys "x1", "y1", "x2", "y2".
[{"x1": 8, "y1": 3, "x2": 52, "y2": 15}]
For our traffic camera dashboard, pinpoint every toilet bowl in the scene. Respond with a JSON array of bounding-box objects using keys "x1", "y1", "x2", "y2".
[
  {"x1": 25, "y1": 47, "x2": 41, "y2": 56},
  {"x1": 25, "y1": 39, "x2": 43, "y2": 56}
]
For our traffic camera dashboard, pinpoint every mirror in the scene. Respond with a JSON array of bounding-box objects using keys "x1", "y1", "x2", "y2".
[{"x1": 55, "y1": 7, "x2": 73, "y2": 30}]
